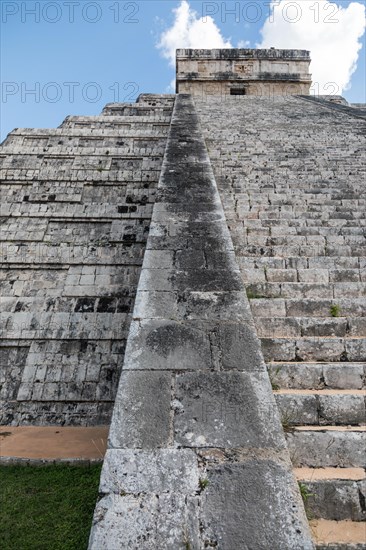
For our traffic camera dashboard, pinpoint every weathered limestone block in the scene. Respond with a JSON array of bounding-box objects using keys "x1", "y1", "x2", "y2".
[
  {"x1": 319, "y1": 395, "x2": 365, "y2": 425},
  {"x1": 286, "y1": 431, "x2": 366, "y2": 468},
  {"x1": 89, "y1": 493, "x2": 200, "y2": 550},
  {"x1": 200, "y1": 459, "x2": 313, "y2": 549},
  {"x1": 276, "y1": 394, "x2": 319, "y2": 425},
  {"x1": 99, "y1": 449, "x2": 199, "y2": 494},
  {"x1": 108, "y1": 371, "x2": 172, "y2": 449},
  {"x1": 276, "y1": 393, "x2": 366, "y2": 426},
  {"x1": 323, "y1": 364, "x2": 365, "y2": 389},
  {"x1": 122, "y1": 319, "x2": 262, "y2": 373},
  {"x1": 302, "y1": 479, "x2": 366, "y2": 521},
  {"x1": 174, "y1": 371, "x2": 282, "y2": 448},
  {"x1": 267, "y1": 363, "x2": 365, "y2": 390}
]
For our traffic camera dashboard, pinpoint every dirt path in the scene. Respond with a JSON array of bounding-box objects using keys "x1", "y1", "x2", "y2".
[{"x1": 0, "y1": 426, "x2": 109, "y2": 460}]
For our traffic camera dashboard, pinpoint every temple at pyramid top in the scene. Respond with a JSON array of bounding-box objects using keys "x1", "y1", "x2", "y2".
[{"x1": 176, "y1": 48, "x2": 311, "y2": 96}]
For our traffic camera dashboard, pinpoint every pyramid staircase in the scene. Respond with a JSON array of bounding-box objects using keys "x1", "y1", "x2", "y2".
[{"x1": 196, "y1": 94, "x2": 366, "y2": 549}]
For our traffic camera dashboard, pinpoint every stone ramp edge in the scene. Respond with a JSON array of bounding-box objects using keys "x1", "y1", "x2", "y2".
[
  {"x1": 297, "y1": 95, "x2": 366, "y2": 120},
  {"x1": 87, "y1": 94, "x2": 314, "y2": 550}
]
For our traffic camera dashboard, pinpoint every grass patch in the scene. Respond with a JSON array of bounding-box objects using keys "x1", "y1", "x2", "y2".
[
  {"x1": 280, "y1": 409, "x2": 296, "y2": 433},
  {"x1": 199, "y1": 478, "x2": 209, "y2": 491},
  {"x1": 330, "y1": 304, "x2": 341, "y2": 317},
  {"x1": 298, "y1": 482, "x2": 315, "y2": 504},
  {"x1": 298, "y1": 481, "x2": 316, "y2": 519},
  {"x1": 246, "y1": 289, "x2": 266, "y2": 300},
  {"x1": 268, "y1": 365, "x2": 282, "y2": 391},
  {"x1": 0, "y1": 463, "x2": 102, "y2": 550}
]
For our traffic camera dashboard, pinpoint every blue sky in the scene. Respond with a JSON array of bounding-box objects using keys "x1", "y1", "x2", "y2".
[{"x1": 1, "y1": 0, "x2": 365, "y2": 141}]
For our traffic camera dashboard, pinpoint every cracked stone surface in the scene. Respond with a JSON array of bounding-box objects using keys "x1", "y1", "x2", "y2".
[
  {"x1": 200, "y1": 459, "x2": 313, "y2": 549},
  {"x1": 174, "y1": 371, "x2": 283, "y2": 448}
]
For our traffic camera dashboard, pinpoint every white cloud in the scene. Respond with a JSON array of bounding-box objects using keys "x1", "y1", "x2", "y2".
[
  {"x1": 157, "y1": 0, "x2": 232, "y2": 67},
  {"x1": 257, "y1": 0, "x2": 366, "y2": 95},
  {"x1": 157, "y1": 0, "x2": 365, "y2": 96},
  {"x1": 237, "y1": 40, "x2": 251, "y2": 48},
  {"x1": 166, "y1": 78, "x2": 176, "y2": 93}
]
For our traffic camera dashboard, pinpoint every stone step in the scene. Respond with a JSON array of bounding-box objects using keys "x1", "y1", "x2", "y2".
[
  {"x1": 234, "y1": 210, "x2": 365, "y2": 221},
  {"x1": 235, "y1": 230, "x2": 365, "y2": 241},
  {"x1": 264, "y1": 230, "x2": 364, "y2": 240},
  {"x1": 240, "y1": 235, "x2": 365, "y2": 247},
  {"x1": 0, "y1": 145, "x2": 160, "y2": 160},
  {"x1": 222, "y1": 200, "x2": 364, "y2": 210},
  {"x1": 240, "y1": 257, "x2": 364, "y2": 270},
  {"x1": 0, "y1": 171, "x2": 163, "y2": 183},
  {"x1": 243, "y1": 217, "x2": 365, "y2": 227},
  {"x1": 295, "y1": 227, "x2": 365, "y2": 237},
  {"x1": 240, "y1": 230, "x2": 366, "y2": 241},
  {"x1": 299, "y1": 477, "x2": 366, "y2": 522},
  {"x1": 286, "y1": 427, "x2": 366, "y2": 468},
  {"x1": 237, "y1": 244, "x2": 364, "y2": 257},
  {"x1": 274, "y1": 390, "x2": 366, "y2": 426},
  {"x1": 3, "y1": 128, "x2": 170, "y2": 140},
  {"x1": 2, "y1": 144, "x2": 167, "y2": 157},
  {"x1": 242, "y1": 268, "x2": 364, "y2": 284},
  {"x1": 261, "y1": 337, "x2": 366, "y2": 362},
  {"x1": 311, "y1": 519, "x2": 366, "y2": 548},
  {"x1": 246, "y1": 282, "x2": 366, "y2": 300},
  {"x1": 60, "y1": 121, "x2": 172, "y2": 134},
  {"x1": 0, "y1": 202, "x2": 154, "y2": 220},
  {"x1": 242, "y1": 188, "x2": 360, "y2": 199},
  {"x1": 222, "y1": 188, "x2": 362, "y2": 197},
  {"x1": 237, "y1": 230, "x2": 365, "y2": 241},
  {"x1": 9, "y1": 117, "x2": 172, "y2": 133},
  {"x1": 295, "y1": 467, "x2": 365, "y2": 481},
  {"x1": 225, "y1": 196, "x2": 361, "y2": 205},
  {"x1": 267, "y1": 363, "x2": 366, "y2": 390},
  {"x1": 229, "y1": 200, "x2": 365, "y2": 210},
  {"x1": 255, "y1": 317, "x2": 366, "y2": 338},
  {"x1": 262, "y1": 225, "x2": 366, "y2": 235},
  {"x1": 229, "y1": 215, "x2": 366, "y2": 227},
  {"x1": 239, "y1": 205, "x2": 365, "y2": 213},
  {"x1": 103, "y1": 104, "x2": 173, "y2": 113},
  {"x1": 251, "y1": 298, "x2": 366, "y2": 318}
]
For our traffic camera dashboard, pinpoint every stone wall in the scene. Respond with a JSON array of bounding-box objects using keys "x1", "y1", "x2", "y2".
[{"x1": 0, "y1": 94, "x2": 174, "y2": 426}]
